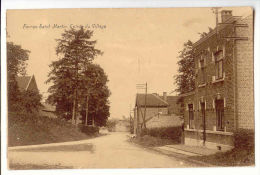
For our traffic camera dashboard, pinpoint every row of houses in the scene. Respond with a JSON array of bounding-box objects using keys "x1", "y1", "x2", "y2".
[{"x1": 134, "y1": 10, "x2": 254, "y2": 151}]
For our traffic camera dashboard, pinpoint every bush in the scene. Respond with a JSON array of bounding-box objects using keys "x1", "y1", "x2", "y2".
[
  {"x1": 78, "y1": 125, "x2": 99, "y2": 135},
  {"x1": 106, "y1": 119, "x2": 117, "y2": 132},
  {"x1": 8, "y1": 112, "x2": 94, "y2": 146},
  {"x1": 234, "y1": 129, "x2": 254, "y2": 151},
  {"x1": 140, "y1": 126, "x2": 183, "y2": 143}
]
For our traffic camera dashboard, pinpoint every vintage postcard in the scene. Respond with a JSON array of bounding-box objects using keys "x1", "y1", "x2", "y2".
[{"x1": 4, "y1": 6, "x2": 255, "y2": 172}]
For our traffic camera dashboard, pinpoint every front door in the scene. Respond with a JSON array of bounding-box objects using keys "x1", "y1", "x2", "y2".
[
  {"x1": 188, "y1": 104, "x2": 194, "y2": 129},
  {"x1": 216, "y1": 99, "x2": 224, "y2": 131}
]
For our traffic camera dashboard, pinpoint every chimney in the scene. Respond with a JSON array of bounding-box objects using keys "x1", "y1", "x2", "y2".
[
  {"x1": 163, "y1": 92, "x2": 167, "y2": 102},
  {"x1": 221, "y1": 10, "x2": 232, "y2": 23}
]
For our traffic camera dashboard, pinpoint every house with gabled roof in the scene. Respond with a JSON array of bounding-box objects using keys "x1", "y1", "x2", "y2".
[
  {"x1": 133, "y1": 92, "x2": 182, "y2": 135},
  {"x1": 16, "y1": 75, "x2": 39, "y2": 92}
]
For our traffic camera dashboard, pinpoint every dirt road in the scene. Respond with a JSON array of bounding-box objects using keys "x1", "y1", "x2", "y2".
[{"x1": 8, "y1": 132, "x2": 199, "y2": 169}]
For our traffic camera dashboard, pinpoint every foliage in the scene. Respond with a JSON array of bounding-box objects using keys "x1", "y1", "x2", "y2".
[
  {"x1": 174, "y1": 40, "x2": 195, "y2": 94},
  {"x1": 78, "y1": 125, "x2": 100, "y2": 135},
  {"x1": 234, "y1": 129, "x2": 254, "y2": 151},
  {"x1": 46, "y1": 27, "x2": 109, "y2": 126},
  {"x1": 106, "y1": 119, "x2": 118, "y2": 132},
  {"x1": 7, "y1": 42, "x2": 29, "y2": 78},
  {"x1": 141, "y1": 126, "x2": 182, "y2": 143},
  {"x1": 191, "y1": 129, "x2": 255, "y2": 166},
  {"x1": 8, "y1": 112, "x2": 95, "y2": 146},
  {"x1": 7, "y1": 42, "x2": 42, "y2": 112},
  {"x1": 7, "y1": 42, "x2": 29, "y2": 111},
  {"x1": 19, "y1": 90, "x2": 43, "y2": 112}
]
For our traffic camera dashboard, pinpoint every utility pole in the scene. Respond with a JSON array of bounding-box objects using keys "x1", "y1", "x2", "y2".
[
  {"x1": 144, "y1": 82, "x2": 147, "y2": 129},
  {"x1": 136, "y1": 83, "x2": 148, "y2": 130}
]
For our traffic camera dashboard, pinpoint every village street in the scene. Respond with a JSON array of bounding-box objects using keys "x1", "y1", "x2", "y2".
[{"x1": 8, "y1": 132, "x2": 200, "y2": 169}]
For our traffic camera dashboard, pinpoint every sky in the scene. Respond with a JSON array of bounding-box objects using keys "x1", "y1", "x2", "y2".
[{"x1": 6, "y1": 7, "x2": 252, "y2": 119}]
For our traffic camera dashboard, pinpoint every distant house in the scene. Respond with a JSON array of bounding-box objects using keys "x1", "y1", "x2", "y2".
[
  {"x1": 134, "y1": 92, "x2": 182, "y2": 135},
  {"x1": 159, "y1": 92, "x2": 182, "y2": 115},
  {"x1": 16, "y1": 75, "x2": 39, "y2": 92},
  {"x1": 115, "y1": 119, "x2": 130, "y2": 132},
  {"x1": 39, "y1": 103, "x2": 57, "y2": 118}
]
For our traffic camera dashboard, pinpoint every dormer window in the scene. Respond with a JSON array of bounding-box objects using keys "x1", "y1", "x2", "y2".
[{"x1": 215, "y1": 50, "x2": 223, "y2": 80}]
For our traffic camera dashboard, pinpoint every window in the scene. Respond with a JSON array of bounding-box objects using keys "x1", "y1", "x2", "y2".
[
  {"x1": 215, "y1": 99, "x2": 224, "y2": 131},
  {"x1": 188, "y1": 104, "x2": 194, "y2": 129},
  {"x1": 215, "y1": 51, "x2": 223, "y2": 80},
  {"x1": 200, "y1": 55, "x2": 206, "y2": 84}
]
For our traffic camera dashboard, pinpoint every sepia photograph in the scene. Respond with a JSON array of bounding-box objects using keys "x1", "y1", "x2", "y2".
[{"x1": 2, "y1": 2, "x2": 258, "y2": 174}]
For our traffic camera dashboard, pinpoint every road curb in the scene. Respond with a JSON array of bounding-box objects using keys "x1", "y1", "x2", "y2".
[
  {"x1": 128, "y1": 140, "x2": 216, "y2": 167},
  {"x1": 150, "y1": 147, "x2": 216, "y2": 167}
]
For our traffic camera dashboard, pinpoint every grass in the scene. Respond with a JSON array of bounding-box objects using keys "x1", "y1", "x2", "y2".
[
  {"x1": 8, "y1": 112, "x2": 99, "y2": 147},
  {"x1": 191, "y1": 147, "x2": 255, "y2": 167}
]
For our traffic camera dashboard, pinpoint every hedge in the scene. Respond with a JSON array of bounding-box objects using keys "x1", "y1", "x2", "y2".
[
  {"x1": 140, "y1": 126, "x2": 183, "y2": 143},
  {"x1": 234, "y1": 128, "x2": 254, "y2": 151},
  {"x1": 78, "y1": 125, "x2": 100, "y2": 135}
]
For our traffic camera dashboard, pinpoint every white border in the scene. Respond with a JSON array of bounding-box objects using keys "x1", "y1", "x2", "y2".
[{"x1": 1, "y1": 0, "x2": 260, "y2": 175}]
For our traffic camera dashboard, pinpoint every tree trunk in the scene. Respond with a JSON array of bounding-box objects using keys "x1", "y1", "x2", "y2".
[
  {"x1": 85, "y1": 93, "x2": 89, "y2": 126},
  {"x1": 72, "y1": 90, "x2": 77, "y2": 125}
]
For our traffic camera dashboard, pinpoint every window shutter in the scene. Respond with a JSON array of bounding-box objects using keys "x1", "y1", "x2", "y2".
[
  {"x1": 223, "y1": 72, "x2": 226, "y2": 79},
  {"x1": 224, "y1": 98, "x2": 226, "y2": 108},
  {"x1": 186, "y1": 104, "x2": 188, "y2": 111},
  {"x1": 198, "y1": 59, "x2": 201, "y2": 69},
  {"x1": 212, "y1": 52, "x2": 215, "y2": 62},
  {"x1": 198, "y1": 102, "x2": 201, "y2": 111},
  {"x1": 205, "y1": 100, "x2": 207, "y2": 110},
  {"x1": 223, "y1": 46, "x2": 225, "y2": 58},
  {"x1": 212, "y1": 99, "x2": 215, "y2": 109}
]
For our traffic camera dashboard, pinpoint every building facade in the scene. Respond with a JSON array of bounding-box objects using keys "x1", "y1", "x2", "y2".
[
  {"x1": 182, "y1": 10, "x2": 254, "y2": 150},
  {"x1": 134, "y1": 92, "x2": 181, "y2": 135}
]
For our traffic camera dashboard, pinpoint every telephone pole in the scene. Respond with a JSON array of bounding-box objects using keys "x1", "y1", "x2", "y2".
[{"x1": 136, "y1": 83, "x2": 148, "y2": 129}]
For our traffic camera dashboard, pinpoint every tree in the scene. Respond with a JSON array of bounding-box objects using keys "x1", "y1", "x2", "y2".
[
  {"x1": 174, "y1": 40, "x2": 195, "y2": 94},
  {"x1": 79, "y1": 64, "x2": 110, "y2": 126},
  {"x1": 7, "y1": 42, "x2": 42, "y2": 112},
  {"x1": 46, "y1": 27, "x2": 103, "y2": 124}
]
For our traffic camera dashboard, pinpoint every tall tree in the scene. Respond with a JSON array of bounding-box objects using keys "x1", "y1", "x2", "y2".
[
  {"x1": 7, "y1": 42, "x2": 42, "y2": 112},
  {"x1": 46, "y1": 27, "x2": 103, "y2": 124},
  {"x1": 174, "y1": 40, "x2": 195, "y2": 94},
  {"x1": 79, "y1": 64, "x2": 110, "y2": 126},
  {"x1": 7, "y1": 42, "x2": 29, "y2": 111}
]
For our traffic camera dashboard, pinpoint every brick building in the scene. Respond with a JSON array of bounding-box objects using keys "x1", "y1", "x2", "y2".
[{"x1": 182, "y1": 10, "x2": 254, "y2": 150}]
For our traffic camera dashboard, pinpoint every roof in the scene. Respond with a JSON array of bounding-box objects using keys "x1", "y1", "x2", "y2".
[
  {"x1": 15, "y1": 76, "x2": 33, "y2": 91},
  {"x1": 160, "y1": 95, "x2": 179, "y2": 106},
  {"x1": 193, "y1": 16, "x2": 242, "y2": 48},
  {"x1": 136, "y1": 93, "x2": 168, "y2": 107},
  {"x1": 178, "y1": 91, "x2": 195, "y2": 97}
]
